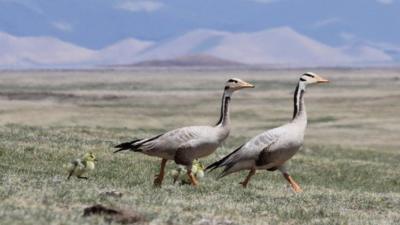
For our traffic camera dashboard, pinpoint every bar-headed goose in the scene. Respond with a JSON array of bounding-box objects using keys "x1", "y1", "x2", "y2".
[
  {"x1": 114, "y1": 78, "x2": 254, "y2": 187},
  {"x1": 206, "y1": 72, "x2": 328, "y2": 192}
]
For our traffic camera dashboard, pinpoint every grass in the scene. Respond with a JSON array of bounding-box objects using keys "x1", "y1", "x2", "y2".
[{"x1": 0, "y1": 69, "x2": 400, "y2": 225}]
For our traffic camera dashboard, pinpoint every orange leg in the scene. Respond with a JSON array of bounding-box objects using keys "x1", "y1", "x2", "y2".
[
  {"x1": 240, "y1": 168, "x2": 256, "y2": 188},
  {"x1": 186, "y1": 169, "x2": 199, "y2": 186},
  {"x1": 153, "y1": 159, "x2": 167, "y2": 187},
  {"x1": 283, "y1": 173, "x2": 302, "y2": 193}
]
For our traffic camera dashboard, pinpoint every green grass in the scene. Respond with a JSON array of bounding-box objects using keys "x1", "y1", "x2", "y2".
[
  {"x1": 0, "y1": 69, "x2": 400, "y2": 225},
  {"x1": 1, "y1": 124, "x2": 399, "y2": 225}
]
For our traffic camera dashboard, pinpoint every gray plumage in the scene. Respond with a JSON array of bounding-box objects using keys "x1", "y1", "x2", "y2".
[
  {"x1": 207, "y1": 72, "x2": 329, "y2": 192},
  {"x1": 118, "y1": 125, "x2": 230, "y2": 165},
  {"x1": 114, "y1": 78, "x2": 254, "y2": 186},
  {"x1": 208, "y1": 117, "x2": 306, "y2": 176}
]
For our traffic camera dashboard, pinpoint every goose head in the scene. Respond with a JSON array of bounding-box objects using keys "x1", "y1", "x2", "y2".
[
  {"x1": 224, "y1": 78, "x2": 255, "y2": 92},
  {"x1": 300, "y1": 72, "x2": 329, "y2": 85}
]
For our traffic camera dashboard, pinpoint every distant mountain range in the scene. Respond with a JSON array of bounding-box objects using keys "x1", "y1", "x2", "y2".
[{"x1": 0, "y1": 27, "x2": 398, "y2": 68}]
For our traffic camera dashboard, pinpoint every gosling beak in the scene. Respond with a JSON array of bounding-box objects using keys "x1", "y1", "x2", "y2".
[
  {"x1": 239, "y1": 81, "x2": 255, "y2": 88},
  {"x1": 316, "y1": 75, "x2": 329, "y2": 83}
]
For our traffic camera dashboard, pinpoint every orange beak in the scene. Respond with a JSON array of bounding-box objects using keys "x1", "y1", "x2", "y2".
[
  {"x1": 316, "y1": 75, "x2": 329, "y2": 83},
  {"x1": 239, "y1": 80, "x2": 255, "y2": 88}
]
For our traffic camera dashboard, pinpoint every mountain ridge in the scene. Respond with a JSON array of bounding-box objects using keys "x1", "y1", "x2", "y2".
[{"x1": 0, "y1": 27, "x2": 397, "y2": 68}]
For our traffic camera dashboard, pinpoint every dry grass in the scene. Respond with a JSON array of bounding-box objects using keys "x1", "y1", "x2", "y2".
[{"x1": 0, "y1": 68, "x2": 399, "y2": 225}]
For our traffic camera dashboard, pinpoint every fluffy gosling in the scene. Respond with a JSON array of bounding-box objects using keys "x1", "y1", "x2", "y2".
[
  {"x1": 66, "y1": 152, "x2": 97, "y2": 180},
  {"x1": 171, "y1": 160, "x2": 205, "y2": 185}
]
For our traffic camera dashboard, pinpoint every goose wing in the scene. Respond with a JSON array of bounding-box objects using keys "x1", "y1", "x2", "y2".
[
  {"x1": 207, "y1": 126, "x2": 286, "y2": 175},
  {"x1": 143, "y1": 126, "x2": 214, "y2": 148},
  {"x1": 117, "y1": 125, "x2": 219, "y2": 159}
]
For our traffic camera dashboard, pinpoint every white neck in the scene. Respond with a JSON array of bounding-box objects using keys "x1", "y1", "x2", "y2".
[
  {"x1": 215, "y1": 89, "x2": 232, "y2": 127},
  {"x1": 292, "y1": 82, "x2": 307, "y2": 124}
]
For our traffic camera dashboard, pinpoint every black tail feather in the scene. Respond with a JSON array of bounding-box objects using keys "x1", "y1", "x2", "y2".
[
  {"x1": 205, "y1": 144, "x2": 244, "y2": 172},
  {"x1": 205, "y1": 158, "x2": 224, "y2": 172},
  {"x1": 113, "y1": 134, "x2": 164, "y2": 153},
  {"x1": 113, "y1": 139, "x2": 141, "y2": 153}
]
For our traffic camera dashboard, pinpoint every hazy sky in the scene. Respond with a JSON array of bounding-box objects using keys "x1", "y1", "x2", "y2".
[{"x1": 0, "y1": 0, "x2": 399, "y2": 49}]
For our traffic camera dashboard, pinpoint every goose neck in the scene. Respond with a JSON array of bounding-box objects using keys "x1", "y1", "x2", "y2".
[
  {"x1": 292, "y1": 82, "x2": 307, "y2": 123},
  {"x1": 215, "y1": 89, "x2": 232, "y2": 128}
]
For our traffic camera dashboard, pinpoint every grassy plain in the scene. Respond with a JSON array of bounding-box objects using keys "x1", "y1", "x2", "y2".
[{"x1": 0, "y1": 69, "x2": 399, "y2": 225}]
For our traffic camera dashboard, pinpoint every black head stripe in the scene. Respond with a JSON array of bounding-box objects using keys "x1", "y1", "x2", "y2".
[
  {"x1": 300, "y1": 77, "x2": 306, "y2": 81},
  {"x1": 304, "y1": 73, "x2": 315, "y2": 78},
  {"x1": 224, "y1": 86, "x2": 229, "y2": 90},
  {"x1": 228, "y1": 79, "x2": 238, "y2": 83}
]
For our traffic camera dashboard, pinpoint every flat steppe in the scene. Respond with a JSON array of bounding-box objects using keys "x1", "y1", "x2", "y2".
[{"x1": 0, "y1": 69, "x2": 399, "y2": 225}]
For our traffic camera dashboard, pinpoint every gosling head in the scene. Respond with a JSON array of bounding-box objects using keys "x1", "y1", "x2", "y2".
[
  {"x1": 224, "y1": 78, "x2": 255, "y2": 93},
  {"x1": 83, "y1": 152, "x2": 97, "y2": 162},
  {"x1": 300, "y1": 72, "x2": 329, "y2": 85}
]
